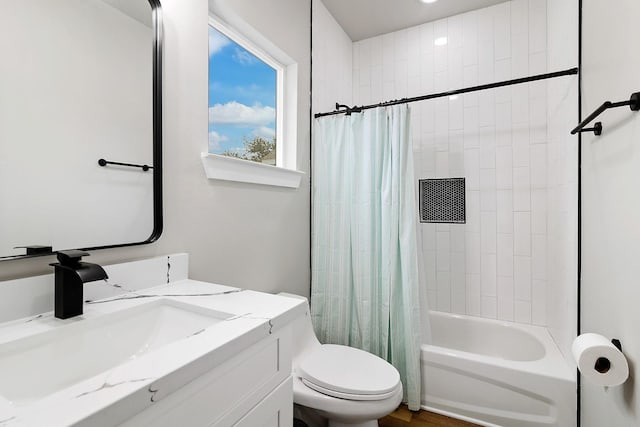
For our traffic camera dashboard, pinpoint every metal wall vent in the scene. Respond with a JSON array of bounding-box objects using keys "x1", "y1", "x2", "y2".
[{"x1": 419, "y1": 178, "x2": 465, "y2": 224}]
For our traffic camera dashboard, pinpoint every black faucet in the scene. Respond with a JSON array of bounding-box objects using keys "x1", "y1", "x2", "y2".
[{"x1": 50, "y1": 250, "x2": 108, "y2": 319}]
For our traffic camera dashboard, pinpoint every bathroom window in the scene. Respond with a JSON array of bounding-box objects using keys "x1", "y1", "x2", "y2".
[
  {"x1": 203, "y1": 13, "x2": 302, "y2": 188},
  {"x1": 208, "y1": 20, "x2": 280, "y2": 166}
]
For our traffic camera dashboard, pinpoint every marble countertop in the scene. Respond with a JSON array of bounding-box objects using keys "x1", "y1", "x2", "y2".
[{"x1": 0, "y1": 280, "x2": 306, "y2": 427}]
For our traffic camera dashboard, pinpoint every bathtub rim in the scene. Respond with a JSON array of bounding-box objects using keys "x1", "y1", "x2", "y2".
[{"x1": 423, "y1": 310, "x2": 576, "y2": 383}]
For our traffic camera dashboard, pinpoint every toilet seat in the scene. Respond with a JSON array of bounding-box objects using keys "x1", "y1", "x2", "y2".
[
  {"x1": 300, "y1": 378, "x2": 401, "y2": 401},
  {"x1": 297, "y1": 344, "x2": 401, "y2": 401}
]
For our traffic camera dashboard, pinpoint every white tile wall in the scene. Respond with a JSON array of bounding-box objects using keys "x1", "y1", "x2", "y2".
[
  {"x1": 352, "y1": 0, "x2": 551, "y2": 325},
  {"x1": 546, "y1": 0, "x2": 578, "y2": 360}
]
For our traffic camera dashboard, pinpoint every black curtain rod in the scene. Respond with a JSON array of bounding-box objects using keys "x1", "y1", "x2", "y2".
[{"x1": 314, "y1": 67, "x2": 579, "y2": 118}]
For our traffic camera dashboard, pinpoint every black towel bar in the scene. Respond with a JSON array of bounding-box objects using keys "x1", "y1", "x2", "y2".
[
  {"x1": 98, "y1": 158, "x2": 153, "y2": 172},
  {"x1": 571, "y1": 92, "x2": 640, "y2": 135}
]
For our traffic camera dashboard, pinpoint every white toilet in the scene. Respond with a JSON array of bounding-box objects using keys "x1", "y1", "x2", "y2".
[{"x1": 280, "y1": 293, "x2": 403, "y2": 427}]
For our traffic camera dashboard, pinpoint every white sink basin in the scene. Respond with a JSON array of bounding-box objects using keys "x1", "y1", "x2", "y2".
[{"x1": 0, "y1": 299, "x2": 232, "y2": 406}]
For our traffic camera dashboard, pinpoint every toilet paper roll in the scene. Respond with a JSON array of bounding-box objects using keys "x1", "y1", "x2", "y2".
[{"x1": 572, "y1": 333, "x2": 629, "y2": 387}]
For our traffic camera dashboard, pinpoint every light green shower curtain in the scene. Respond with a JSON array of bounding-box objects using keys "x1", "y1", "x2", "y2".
[{"x1": 311, "y1": 105, "x2": 422, "y2": 410}]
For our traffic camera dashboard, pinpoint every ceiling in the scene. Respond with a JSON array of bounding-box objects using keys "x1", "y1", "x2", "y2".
[
  {"x1": 321, "y1": 0, "x2": 509, "y2": 41},
  {"x1": 101, "y1": 0, "x2": 153, "y2": 28}
]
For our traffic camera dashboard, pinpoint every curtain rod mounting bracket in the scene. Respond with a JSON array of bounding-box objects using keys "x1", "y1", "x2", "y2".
[{"x1": 335, "y1": 103, "x2": 362, "y2": 116}]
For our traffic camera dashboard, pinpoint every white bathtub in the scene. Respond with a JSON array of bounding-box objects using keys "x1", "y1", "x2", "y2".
[{"x1": 421, "y1": 311, "x2": 576, "y2": 427}]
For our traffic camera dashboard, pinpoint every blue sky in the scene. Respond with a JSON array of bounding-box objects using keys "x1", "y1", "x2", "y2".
[{"x1": 208, "y1": 26, "x2": 277, "y2": 155}]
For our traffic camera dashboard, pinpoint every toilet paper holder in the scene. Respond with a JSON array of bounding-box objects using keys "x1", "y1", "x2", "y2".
[
  {"x1": 611, "y1": 338, "x2": 622, "y2": 352},
  {"x1": 573, "y1": 334, "x2": 628, "y2": 386}
]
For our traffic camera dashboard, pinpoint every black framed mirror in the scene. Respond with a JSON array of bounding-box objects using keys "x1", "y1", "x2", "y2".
[{"x1": 0, "y1": 0, "x2": 163, "y2": 260}]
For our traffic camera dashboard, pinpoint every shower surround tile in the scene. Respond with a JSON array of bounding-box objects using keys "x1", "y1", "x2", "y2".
[
  {"x1": 314, "y1": 0, "x2": 574, "y2": 349},
  {"x1": 346, "y1": 0, "x2": 560, "y2": 328}
]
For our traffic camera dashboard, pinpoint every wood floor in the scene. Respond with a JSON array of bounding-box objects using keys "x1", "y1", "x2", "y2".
[{"x1": 378, "y1": 405, "x2": 480, "y2": 427}]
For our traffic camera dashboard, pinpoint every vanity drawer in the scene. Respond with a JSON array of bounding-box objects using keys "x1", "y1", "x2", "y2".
[
  {"x1": 120, "y1": 326, "x2": 292, "y2": 427},
  {"x1": 232, "y1": 376, "x2": 292, "y2": 427}
]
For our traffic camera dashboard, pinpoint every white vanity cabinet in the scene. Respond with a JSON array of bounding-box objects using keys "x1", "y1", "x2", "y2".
[{"x1": 119, "y1": 325, "x2": 293, "y2": 427}]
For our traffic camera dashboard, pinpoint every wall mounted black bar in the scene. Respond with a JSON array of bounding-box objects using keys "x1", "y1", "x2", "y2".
[
  {"x1": 571, "y1": 92, "x2": 640, "y2": 135},
  {"x1": 314, "y1": 67, "x2": 579, "y2": 119},
  {"x1": 98, "y1": 158, "x2": 153, "y2": 172}
]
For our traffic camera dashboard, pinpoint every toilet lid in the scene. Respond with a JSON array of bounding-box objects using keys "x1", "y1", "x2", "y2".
[{"x1": 297, "y1": 344, "x2": 400, "y2": 401}]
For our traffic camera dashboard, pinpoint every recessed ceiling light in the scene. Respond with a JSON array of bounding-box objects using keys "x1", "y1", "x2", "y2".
[
  {"x1": 449, "y1": 95, "x2": 459, "y2": 101},
  {"x1": 420, "y1": 0, "x2": 438, "y2": 3},
  {"x1": 434, "y1": 37, "x2": 447, "y2": 46}
]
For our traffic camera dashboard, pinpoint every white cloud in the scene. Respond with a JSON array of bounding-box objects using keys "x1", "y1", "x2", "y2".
[
  {"x1": 208, "y1": 130, "x2": 228, "y2": 151},
  {"x1": 252, "y1": 126, "x2": 276, "y2": 139},
  {"x1": 209, "y1": 101, "x2": 275, "y2": 127},
  {"x1": 209, "y1": 30, "x2": 230, "y2": 57},
  {"x1": 232, "y1": 48, "x2": 258, "y2": 66}
]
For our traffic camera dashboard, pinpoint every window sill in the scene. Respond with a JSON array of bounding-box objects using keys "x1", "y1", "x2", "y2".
[{"x1": 200, "y1": 153, "x2": 304, "y2": 189}]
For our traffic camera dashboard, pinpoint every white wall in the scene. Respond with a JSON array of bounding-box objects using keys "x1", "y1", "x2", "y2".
[
  {"x1": 581, "y1": 1, "x2": 640, "y2": 425},
  {"x1": 311, "y1": 0, "x2": 352, "y2": 115},
  {"x1": 351, "y1": 0, "x2": 562, "y2": 326},
  {"x1": 0, "y1": 0, "x2": 311, "y2": 299}
]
